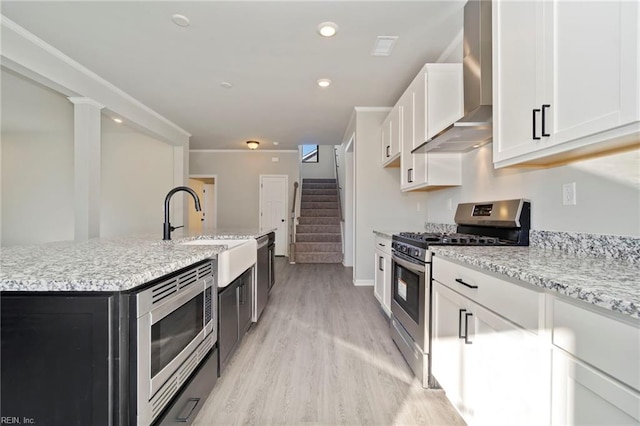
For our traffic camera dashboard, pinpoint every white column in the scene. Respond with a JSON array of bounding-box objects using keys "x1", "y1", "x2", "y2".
[
  {"x1": 172, "y1": 146, "x2": 186, "y2": 226},
  {"x1": 69, "y1": 97, "x2": 103, "y2": 241}
]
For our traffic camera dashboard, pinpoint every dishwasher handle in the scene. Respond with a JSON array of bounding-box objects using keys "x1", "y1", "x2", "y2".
[{"x1": 257, "y1": 235, "x2": 269, "y2": 248}]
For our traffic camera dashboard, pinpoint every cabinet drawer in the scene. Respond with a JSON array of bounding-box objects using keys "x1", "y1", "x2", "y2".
[
  {"x1": 552, "y1": 297, "x2": 640, "y2": 392},
  {"x1": 375, "y1": 235, "x2": 392, "y2": 256},
  {"x1": 432, "y1": 256, "x2": 543, "y2": 332}
]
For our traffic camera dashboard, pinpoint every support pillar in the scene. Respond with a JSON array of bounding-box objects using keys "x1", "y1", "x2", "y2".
[{"x1": 69, "y1": 97, "x2": 103, "y2": 241}]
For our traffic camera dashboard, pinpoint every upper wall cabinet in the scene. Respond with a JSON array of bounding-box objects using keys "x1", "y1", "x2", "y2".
[
  {"x1": 493, "y1": 0, "x2": 640, "y2": 168},
  {"x1": 400, "y1": 64, "x2": 463, "y2": 191},
  {"x1": 381, "y1": 105, "x2": 401, "y2": 167}
]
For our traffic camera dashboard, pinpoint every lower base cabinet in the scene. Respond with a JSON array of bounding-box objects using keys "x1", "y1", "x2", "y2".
[
  {"x1": 432, "y1": 255, "x2": 640, "y2": 426},
  {"x1": 551, "y1": 349, "x2": 640, "y2": 425},
  {"x1": 218, "y1": 267, "x2": 253, "y2": 374},
  {"x1": 432, "y1": 281, "x2": 548, "y2": 425},
  {"x1": 373, "y1": 235, "x2": 392, "y2": 316},
  {"x1": 0, "y1": 294, "x2": 116, "y2": 426}
]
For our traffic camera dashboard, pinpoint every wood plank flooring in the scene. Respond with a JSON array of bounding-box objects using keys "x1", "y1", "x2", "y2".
[{"x1": 194, "y1": 259, "x2": 465, "y2": 425}]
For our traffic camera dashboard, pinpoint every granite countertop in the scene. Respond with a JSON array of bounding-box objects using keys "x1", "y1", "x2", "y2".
[
  {"x1": 430, "y1": 246, "x2": 640, "y2": 320},
  {"x1": 0, "y1": 228, "x2": 274, "y2": 292}
]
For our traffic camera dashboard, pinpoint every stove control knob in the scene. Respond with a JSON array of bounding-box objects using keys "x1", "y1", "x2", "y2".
[{"x1": 413, "y1": 249, "x2": 420, "y2": 257}]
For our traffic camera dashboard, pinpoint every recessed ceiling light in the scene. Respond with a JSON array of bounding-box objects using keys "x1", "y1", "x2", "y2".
[
  {"x1": 220, "y1": 82, "x2": 233, "y2": 89},
  {"x1": 317, "y1": 78, "x2": 332, "y2": 88},
  {"x1": 318, "y1": 22, "x2": 339, "y2": 37},
  {"x1": 172, "y1": 14, "x2": 190, "y2": 27},
  {"x1": 113, "y1": 118, "x2": 123, "y2": 123},
  {"x1": 273, "y1": 141, "x2": 280, "y2": 146}
]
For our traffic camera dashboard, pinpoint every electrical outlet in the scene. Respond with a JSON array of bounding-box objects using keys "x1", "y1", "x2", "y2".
[
  {"x1": 562, "y1": 182, "x2": 577, "y2": 205},
  {"x1": 447, "y1": 198, "x2": 453, "y2": 211}
]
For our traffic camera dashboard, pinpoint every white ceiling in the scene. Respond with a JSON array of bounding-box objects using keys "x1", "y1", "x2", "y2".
[{"x1": 1, "y1": 1, "x2": 465, "y2": 150}]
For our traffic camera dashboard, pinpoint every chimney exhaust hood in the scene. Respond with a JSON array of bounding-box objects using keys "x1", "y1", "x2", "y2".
[{"x1": 412, "y1": 0, "x2": 492, "y2": 154}]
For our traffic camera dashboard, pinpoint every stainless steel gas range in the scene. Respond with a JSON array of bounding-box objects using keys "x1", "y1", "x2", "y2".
[{"x1": 390, "y1": 199, "x2": 531, "y2": 388}]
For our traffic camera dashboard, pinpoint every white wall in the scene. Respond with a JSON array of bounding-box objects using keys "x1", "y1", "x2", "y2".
[
  {"x1": 347, "y1": 108, "x2": 429, "y2": 283},
  {"x1": 425, "y1": 145, "x2": 640, "y2": 236},
  {"x1": 101, "y1": 116, "x2": 175, "y2": 238},
  {"x1": 1, "y1": 69, "x2": 75, "y2": 246},
  {"x1": 300, "y1": 145, "x2": 336, "y2": 179},
  {"x1": 189, "y1": 150, "x2": 299, "y2": 232}
]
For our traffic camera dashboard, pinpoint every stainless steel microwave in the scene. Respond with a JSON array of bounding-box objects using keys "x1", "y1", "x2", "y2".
[{"x1": 134, "y1": 261, "x2": 216, "y2": 425}]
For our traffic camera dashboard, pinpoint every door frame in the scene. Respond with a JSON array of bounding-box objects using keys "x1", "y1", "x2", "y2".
[
  {"x1": 259, "y1": 174, "x2": 289, "y2": 257},
  {"x1": 189, "y1": 174, "x2": 218, "y2": 229}
]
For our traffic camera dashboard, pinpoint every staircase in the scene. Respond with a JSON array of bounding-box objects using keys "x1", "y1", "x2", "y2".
[{"x1": 294, "y1": 178, "x2": 343, "y2": 263}]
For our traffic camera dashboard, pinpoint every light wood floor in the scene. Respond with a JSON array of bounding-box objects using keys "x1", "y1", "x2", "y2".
[{"x1": 194, "y1": 259, "x2": 466, "y2": 426}]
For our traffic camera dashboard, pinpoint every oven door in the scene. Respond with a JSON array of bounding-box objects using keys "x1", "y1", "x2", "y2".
[{"x1": 391, "y1": 251, "x2": 427, "y2": 350}]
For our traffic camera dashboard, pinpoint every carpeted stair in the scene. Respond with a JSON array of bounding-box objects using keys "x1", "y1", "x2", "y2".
[{"x1": 294, "y1": 178, "x2": 343, "y2": 263}]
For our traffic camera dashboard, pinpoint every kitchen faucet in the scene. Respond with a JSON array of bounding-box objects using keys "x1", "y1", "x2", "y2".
[{"x1": 163, "y1": 186, "x2": 201, "y2": 240}]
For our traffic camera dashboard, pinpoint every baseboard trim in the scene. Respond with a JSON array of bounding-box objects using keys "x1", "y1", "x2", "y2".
[{"x1": 353, "y1": 279, "x2": 374, "y2": 287}]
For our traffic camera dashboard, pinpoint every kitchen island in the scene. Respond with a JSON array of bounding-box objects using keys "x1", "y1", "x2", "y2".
[{"x1": 0, "y1": 228, "x2": 273, "y2": 426}]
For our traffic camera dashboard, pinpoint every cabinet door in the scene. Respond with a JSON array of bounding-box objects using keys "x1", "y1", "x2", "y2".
[
  {"x1": 467, "y1": 301, "x2": 549, "y2": 426},
  {"x1": 381, "y1": 253, "x2": 392, "y2": 315},
  {"x1": 374, "y1": 250, "x2": 385, "y2": 305},
  {"x1": 399, "y1": 91, "x2": 415, "y2": 190},
  {"x1": 548, "y1": 0, "x2": 640, "y2": 145},
  {"x1": 238, "y1": 268, "x2": 253, "y2": 335},
  {"x1": 380, "y1": 114, "x2": 390, "y2": 165},
  {"x1": 218, "y1": 282, "x2": 239, "y2": 372},
  {"x1": 381, "y1": 112, "x2": 400, "y2": 166},
  {"x1": 552, "y1": 349, "x2": 640, "y2": 425},
  {"x1": 1, "y1": 295, "x2": 114, "y2": 426},
  {"x1": 492, "y1": 0, "x2": 548, "y2": 163},
  {"x1": 432, "y1": 282, "x2": 468, "y2": 418}
]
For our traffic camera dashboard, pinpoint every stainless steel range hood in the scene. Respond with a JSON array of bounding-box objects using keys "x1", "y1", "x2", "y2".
[{"x1": 412, "y1": 0, "x2": 492, "y2": 154}]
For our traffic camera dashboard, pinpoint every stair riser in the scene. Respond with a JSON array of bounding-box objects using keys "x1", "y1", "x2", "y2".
[
  {"x1": 301, "y1": 195, "x2": 338, "y2": 201},
  {"x1": 302, "y1": 189, "x2": 338, "y2": 196},
  {"x1": 297, "y1": 217, "x2": 341, "y2": 225},
  {"x1": 302, "y1": 179, "x2": 337, "y2": 184},
  {"x1": 295, "y1": 243, "x2": 342, "y2": 253},
  {"x1": 300, "y1": 202, "x2": 339, "y2": 210},
  {"x1": 300, "y1": 209, "x2": 339, "y2": 217},
  {"x1": 296, "y1": 234, "x2": 341, "y2": 242},
  {"x1": 302, "y1": 183, "x2": 337, "y2": 190},
  {"x1": 294, "y1": 252, "x2": 343, "y2": 264},
  {"x1": 296, "y1": 225, "x2": 340, "y2": 234}
]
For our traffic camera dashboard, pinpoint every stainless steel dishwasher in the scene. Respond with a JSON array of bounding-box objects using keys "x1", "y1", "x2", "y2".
[{"x1": 255, "y1": 234, "x2": 269, "y2": 321}]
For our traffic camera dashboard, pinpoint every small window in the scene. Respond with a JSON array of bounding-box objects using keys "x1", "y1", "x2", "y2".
[{"x1": 301, "y1": 144, "x2": 319, "y2": 163}]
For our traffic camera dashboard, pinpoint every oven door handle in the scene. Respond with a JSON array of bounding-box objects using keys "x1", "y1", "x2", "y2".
[{"x1": 392, "y1": 252, "x2": 426, "y2": 274}]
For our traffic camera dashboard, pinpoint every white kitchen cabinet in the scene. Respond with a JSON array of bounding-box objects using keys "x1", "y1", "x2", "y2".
[
  {"x1": 381, "y1": 106, "x2": 401, "y2": 167},
  {"x1": 399, "y1": 64, "x2": 463, "y2": 191},
  {"x1": 373, "y1": 235, "x2": 392, "y2": 316},
  {"x1": 493, "y1": 0, "x2": 640, "y2": 168},
  {"x1": 432, "y1": 257, "x2": 549, "y2": 425},
  {"x1": 551, "y1": 349, "x2": 640, "y2": 425},
  {"x1": 549, "y1": 296, "x2": 640, "y2": 425}
]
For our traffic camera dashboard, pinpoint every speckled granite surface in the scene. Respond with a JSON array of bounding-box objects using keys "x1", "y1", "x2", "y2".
[
  {"x1": 430, "y1": 246, "x2": 640, "y2": 319},
  {"x1": 530, "y1": 230, "x2": 640, "y2": 263},
  {"x1": 424, "y1": 223, "x2": 457, "y2": 234},
  {"x1": 373, "y1": 230, "x2": 395, "y2": 239},
  {"x1": 0, "y1": 229, "x2": 271, "y2": 292}
]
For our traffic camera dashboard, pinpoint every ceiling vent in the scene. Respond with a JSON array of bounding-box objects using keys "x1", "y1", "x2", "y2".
[{"x1": 371, "y1": 36, "x2": 398, "y2": 57}]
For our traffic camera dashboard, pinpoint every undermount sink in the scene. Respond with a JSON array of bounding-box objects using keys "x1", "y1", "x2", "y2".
[{"x1": 180, "y1": 238, "x2": 257, "y2": 287}]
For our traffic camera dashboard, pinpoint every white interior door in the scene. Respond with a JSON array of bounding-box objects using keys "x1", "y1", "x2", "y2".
[
  {"x1": 203, "y1": 183, "x2": 216, "y2": 229},
  {"x1": 259, "y1": 175, "x2": 288, "y2": 256}
]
